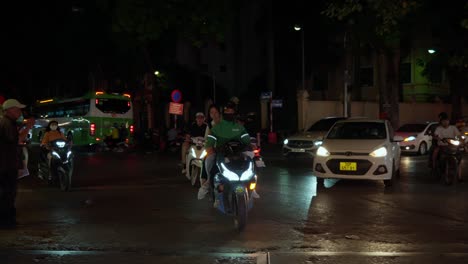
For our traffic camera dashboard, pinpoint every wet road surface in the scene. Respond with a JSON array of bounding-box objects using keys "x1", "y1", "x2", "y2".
[{"x1": 1, "y1": 146, "x2": 468, "y2": 263}]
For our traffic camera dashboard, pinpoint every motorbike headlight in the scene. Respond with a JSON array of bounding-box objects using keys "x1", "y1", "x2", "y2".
[
  {"x1": 240, "y1": 162, "x2": 254, "y2": 181},
  {"x1": 56, "y1": 141, "x2": 66, "y2": 148},
  {"x1": 316, "y1": 146, "x2": 330, "y2": 157},
  {"x1": 370, "y1": 147, "x2": 387, "y2": 157},
  {"x1": 404, "y1": 136, "x2": 416, "y2": 142},
  {"x1": 449, "y1": 139, "x2": 460, "y2": 146},
  {"x1": 283, "y1": 139, "x2": 289, "y2": 145},
  {"x1": 67, "y1": 151, "x2": 72, "y2": 159},
  {"x1": 220, "y1": 163, "x2": 239, "y2": 181},
  {"x1": 52, "y1": 151, "x2": 61, "y2": 159},
  {"x1": 190, "y1": 148, "x2": 196, "y2": 157},
  {"x1": 199, "y1": 150, "x2": 207, "y2": 159}
]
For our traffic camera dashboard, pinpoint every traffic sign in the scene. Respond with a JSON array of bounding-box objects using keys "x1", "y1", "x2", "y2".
[
  {"x1": 169, "y1": 102, "x2": 184, "y2": 115},
  {"x1": 260, "y1": 91, "x2": 272, "y2": 101},
  {"x1": 171, "y1": 89, "x2": 182, "y2": 103},
  {"x1": 272, "y1": 99, "x2": 283, "y2": 108}
]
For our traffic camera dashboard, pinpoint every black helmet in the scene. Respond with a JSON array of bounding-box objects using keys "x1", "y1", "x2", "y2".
[{"x1": 438, "y1": 112, "x2": 449, "y2": 121}]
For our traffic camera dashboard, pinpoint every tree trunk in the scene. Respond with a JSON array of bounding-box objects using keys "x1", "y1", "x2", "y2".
[
  {"x1": 449, "y1": 72, "x2": 464, "y2": 122},
  {"x1": 388, "y1": 49, "x2": 401, "y2": 129}
]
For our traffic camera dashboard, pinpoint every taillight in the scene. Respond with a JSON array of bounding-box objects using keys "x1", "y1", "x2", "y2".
[
  {"x1": 130, "y1": 125, "x2": 134, "y2": 134},
  {"x1": 254, "y1": 148, "x2": 261, "y2": 157},
  {"x1": 127, "y1": 101, "x2": 131, "y2": 107},
  {"x1": 90, "y1": 123, "x2": 96, "y2": 136}
]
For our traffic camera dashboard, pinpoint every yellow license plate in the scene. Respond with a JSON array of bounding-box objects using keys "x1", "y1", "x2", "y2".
[{"x1": 340, "y1": 162, "x2": 357, "y2": 171}]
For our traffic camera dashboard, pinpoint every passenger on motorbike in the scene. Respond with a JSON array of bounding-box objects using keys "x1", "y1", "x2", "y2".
[
  {"x1": 432, "y1": 115, "x2": 463, "y2": 181},
  {"x1": 181, "y1": 112, "x2": 208, "y2": 174},
  {"x1": 198, "y1": 103, "x2": 252, "y2": 200},
  {"x1": 40, "y1": 121, "x2": 67, "y2": 173}
]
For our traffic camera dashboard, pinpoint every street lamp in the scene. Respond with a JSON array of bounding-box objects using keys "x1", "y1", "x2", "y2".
[
  {"x1": 294, "y1": 25, "x2": 305, "y2": 91},
  {"x1": 154, "y1": 70, "x2": 160, "y2": 76}
]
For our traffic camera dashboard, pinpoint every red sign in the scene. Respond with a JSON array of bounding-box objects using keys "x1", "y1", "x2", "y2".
[
  {"x1": 169, "y1": 102, "x2": 184, "y2": 115},
  {"x1": 171, "y1": 90, "x2": 182, "y2": 103}
]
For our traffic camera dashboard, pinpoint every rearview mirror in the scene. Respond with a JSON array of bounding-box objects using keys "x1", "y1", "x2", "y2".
[{"x1": 393, "y1": 136, "x2": 404, "y2": 142}]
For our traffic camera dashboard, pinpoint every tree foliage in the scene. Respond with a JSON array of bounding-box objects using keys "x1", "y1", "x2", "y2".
[{"x1": 98, "y1": 0, "x2": 232, "y2": 47}]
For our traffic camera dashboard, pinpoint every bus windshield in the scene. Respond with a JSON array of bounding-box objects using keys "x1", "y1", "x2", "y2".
[{"x1": 95, "y1": 98, "x2": 130, "y2": 114}]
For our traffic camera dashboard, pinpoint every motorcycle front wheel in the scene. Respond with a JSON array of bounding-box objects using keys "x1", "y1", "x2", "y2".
[
  {"x1": 233, "y1": 192, "x2": 248, "y2": 232},
  {"x1": 58, "y1": 168, "x2": 72, "y2": 191},
  {"x1": 444, "y1": 158, "x2": 457, "y2": 185},
  {"x1": 190, "y1": 165, "x2": 201, "y2": 187}
]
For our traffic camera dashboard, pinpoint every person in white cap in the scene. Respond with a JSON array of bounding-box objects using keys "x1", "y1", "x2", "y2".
[
  {"x1": 0, "y1": 99, "x2": 34, "y2": 228},
  {"x1": 181, "y1": 112, "x2": 208, "y2": 174}
]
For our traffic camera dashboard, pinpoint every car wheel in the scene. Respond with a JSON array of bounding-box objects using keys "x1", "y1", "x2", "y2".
[{"x1": 418, "y1": 142, "x2": 427, "y2": 155}]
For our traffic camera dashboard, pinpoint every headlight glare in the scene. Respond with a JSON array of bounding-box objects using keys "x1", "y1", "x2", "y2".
[
  {"x1": 283, "y1": 139, "x2": 289, "y2": 145},
  {"x1": 240, "y1": 162, "x2": 254, "y2": 181},
  {"x1": 404, "y1": 136, "x2": 416, "y2": 142},
  {"x1": 370, "y1": 147, "x2": 387, "y2": 157},
  {"x1": 199, "y1": 150, "x2": 207, "y2": 159},
  {"x1": 316, "y1": 146, "x2": 330, "y2": 157},
  {"x1": 52, "y1": 151, "x2": 61, "y2": 159},
  {"x1": 221, "y1": 163, "x2": 239, "y2": 181}
]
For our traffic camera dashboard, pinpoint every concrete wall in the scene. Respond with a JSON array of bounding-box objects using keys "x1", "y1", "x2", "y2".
[{"x1": 297, "y1": 90, "x2": 467, "y2": 130}]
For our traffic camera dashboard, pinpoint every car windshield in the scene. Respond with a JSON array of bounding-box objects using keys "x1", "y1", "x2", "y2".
[
  {"x1": 397, "y1": 124, "x2": 427, "y2": 132},
  {"x1": 307, "y1": 118, "x2": 345, "y2": 132},
  {"x1": 327, "y1": 122, "x2": 387, "y2": 139}
]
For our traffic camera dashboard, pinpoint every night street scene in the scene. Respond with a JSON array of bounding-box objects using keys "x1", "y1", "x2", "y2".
[{"x1": 1, "y1": 0, "x2": 468, "y2": 263}]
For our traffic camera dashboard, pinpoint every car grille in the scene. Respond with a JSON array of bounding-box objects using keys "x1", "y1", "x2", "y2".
[
  {"x1": 326, "y1": 159, "x2": 373, "y2": 175},
  {"x1": 287, "y1": 140, "x2": 314, "y2": 148}
]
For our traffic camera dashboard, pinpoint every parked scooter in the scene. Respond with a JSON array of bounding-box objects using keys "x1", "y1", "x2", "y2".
[
  {"x1": 212, "y1": 140, "x2": 259, "y2": 232},
  {"x1": 433, "y1": 137, "x2": 464, "y2": 185},
  {"x1": 185, "y1": 137, "x2": 207, "y2": 186},
  {"x1": 38, "y1": 139, "x2": 73, "y2": 191}
]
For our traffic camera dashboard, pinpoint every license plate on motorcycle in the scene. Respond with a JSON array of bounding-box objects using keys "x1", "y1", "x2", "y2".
[
  {"x1": 340, "y1": 162, "x2": 357, "y2": 171},
  {"x1": 235, "y1": 186, "x2": 245, "y2": 193}
]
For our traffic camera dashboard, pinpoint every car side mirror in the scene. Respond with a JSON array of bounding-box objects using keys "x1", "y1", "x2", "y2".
[{"x1": 393, "y1": 136, "x2": 404, "y2": 142}]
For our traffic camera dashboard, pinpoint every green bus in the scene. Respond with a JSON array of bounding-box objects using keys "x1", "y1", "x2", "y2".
[{"x1": 30, "y1": 91, "x2": 134, "y2": 146}]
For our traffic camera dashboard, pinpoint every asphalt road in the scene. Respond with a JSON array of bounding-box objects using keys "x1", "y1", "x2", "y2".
[{"x1": 1, "y1": 145, "x2": 468, "y2": 264}]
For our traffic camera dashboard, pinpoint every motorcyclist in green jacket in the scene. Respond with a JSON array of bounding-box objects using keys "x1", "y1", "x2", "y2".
[{"x1": 197, "y1": 103, "x2": 251, "y2": 200}]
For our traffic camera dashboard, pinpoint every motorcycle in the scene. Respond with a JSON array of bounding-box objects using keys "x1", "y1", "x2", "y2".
[
  {"x1": 212, "y1": 141, "x2": 259, "y2": 232},
  {"x1": 186, "y1": 137, "x2": 207, "y2": 187},
  {"x1": 433, "y1": 137, "x2": 464, "y2": 185},
  {"x1": 38, "y1": 139, "x2": 74, "y2": 191}
]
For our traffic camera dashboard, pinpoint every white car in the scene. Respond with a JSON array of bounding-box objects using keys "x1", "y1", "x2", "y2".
[
  {"x1": 395, "y1": 122, "x2": 438, "y2": 155},
  {"x1": 283, "y1": 117, "x2": 346, "y2": 157},
  {"x1": 313, "y1": 119, "x2": 402, "y2": 186}
]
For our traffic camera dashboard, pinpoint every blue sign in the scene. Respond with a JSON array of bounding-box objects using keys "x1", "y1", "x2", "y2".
[{"x1": 171, "y1": 89, "x2": 182, "y2": 103}]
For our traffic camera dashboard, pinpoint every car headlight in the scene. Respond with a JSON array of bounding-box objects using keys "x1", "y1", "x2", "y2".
[
  {"x1": 199, "y1": 150, "x2": 207, "y2": 159},
  {"x1": 220, "y1": 163, "x2": 239, "y2": 181},
  {"x1": 314, "y1": 141, "x2": 323, "y2": 146},
  {"x1": 283, "y1": 139, "x2": 289, "y2": 145},
  {"x1": 449, "y1": 139, "x2": 460, "y2": 146},
  {"x1": 240, "y1": 162, "x2": 254, "y2": 181},
  {"x1": 316, "y1": 146, "x2": 330, "y2": 157},
  {"x1": 370, "y1": 147, "x2": 387, "y2": 157},
  {"x1": 404, "y1": 136, "x2": 416, "y2": 142}
]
